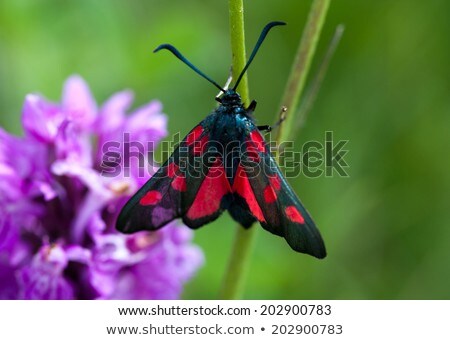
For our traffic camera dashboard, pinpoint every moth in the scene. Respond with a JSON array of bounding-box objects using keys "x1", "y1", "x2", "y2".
[{"x1": 116, "y1": 22, "x2": 326, "y2": 259}]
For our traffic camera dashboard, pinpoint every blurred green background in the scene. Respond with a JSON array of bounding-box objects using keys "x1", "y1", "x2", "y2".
[{"x1": 1, "y1": 0, "x2": 449, "y2": 299}]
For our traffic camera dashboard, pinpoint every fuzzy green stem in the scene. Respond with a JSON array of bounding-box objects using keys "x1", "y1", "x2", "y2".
[
  {"x1": 219, "y1": 0, "x2": 256, "y2": 300},
  {"x1": 276, "y1": 0, "x2": 330, "y2": 144}
]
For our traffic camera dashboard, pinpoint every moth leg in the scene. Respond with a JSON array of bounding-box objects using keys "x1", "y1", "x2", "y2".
[
  {"x1": 274, "y1": 106, "x2": 287, "y2": 128},
  {"x1": 257, "y1": 125, "x2": 272, "y2": 132},
  {"x1": 257, "y1": 106, "x2": 287, "y2": 132},
  {"x1": 246, "y1": 100, "x2": 257, "y2": 113}
]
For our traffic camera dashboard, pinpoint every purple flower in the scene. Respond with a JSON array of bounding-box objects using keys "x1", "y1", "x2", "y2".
[{"x1": 0, "y1": 75, "x2": 203, "y2": 299}]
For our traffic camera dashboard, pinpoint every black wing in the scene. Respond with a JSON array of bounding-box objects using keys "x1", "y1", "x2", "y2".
[
  {"x1": 116, "y1": 123, "x2": 232, "y2": 233},
  {"x1": 232, "y1": 128, "x2": 326, "y2": 259}
]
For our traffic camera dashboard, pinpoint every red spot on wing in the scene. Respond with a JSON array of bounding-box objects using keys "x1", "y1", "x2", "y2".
[
  {"x1": 186, "y1": 160, "x2": 231, "y2": 220},
  {"x1": 285, "y1": 206, "x2": 305, "y2": 224},
  {"x1": 245, "y1": 130, "x2": 266, "y2": 163},
  {"x1": 233, "y1": 165, "x2": 266, "y2": 222},
  {"x1": 166, "y1": 162, "x2": 179, "y2": 178},
  {"x1": 250, "y1": 130, "x2": 266, "y2": 152},
  {"x1": 140, "y1": 190, "x2": 162, "y2": 206},
  {"x1": 186, "y1": 125, "x2": 204, "y2": 146},
  {"x1": 263, "y1": 185, "x2": 277, "y2": 203},
  {"x1": 269, "y1": 174, "x2": 282, "y2": 191},
  {"x1": 245, "y1": 144, "x2": 260, "y2": 163},
  {"x1": 171, "y1": 174, "x2": 187, "y2": 192}
]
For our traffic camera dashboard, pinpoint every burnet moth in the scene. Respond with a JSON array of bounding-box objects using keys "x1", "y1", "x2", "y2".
[{"x1": 116, "y1": 22, "x2": 326, "y2": 259}]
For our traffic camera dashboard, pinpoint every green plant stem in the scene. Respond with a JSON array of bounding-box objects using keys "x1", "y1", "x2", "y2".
[
  {"x1": 219, "y1": 0, "x2": 256, "y2": 300},
  {"x1": 219, "y1": 224, "x2": 258, "y2": 299},
  {"x1": 296, "y1": 24, "x2": 344, "y2": 131},
  {"x1": 276, "y1": 0, "x2": 330, "y2": 144},
  {"x1": 220, "y1": 0, "x2": 330, "y2": 299},
  {"x1": 228, "y1": 0, "x2": 249, "y2": 105}
]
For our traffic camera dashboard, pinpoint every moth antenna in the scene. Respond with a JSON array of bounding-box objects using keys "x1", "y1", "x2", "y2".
[
  {"x1": 154, "y1": 44, "x2": 226, "y2": 92},
  {"x1": 233, "y1": 21, "x2": 286, "y2": 91}
]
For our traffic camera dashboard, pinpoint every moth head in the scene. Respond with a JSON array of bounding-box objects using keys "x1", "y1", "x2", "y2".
[{"x1": 219, "y1": 90, "x2": 242, "y2": 106}]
